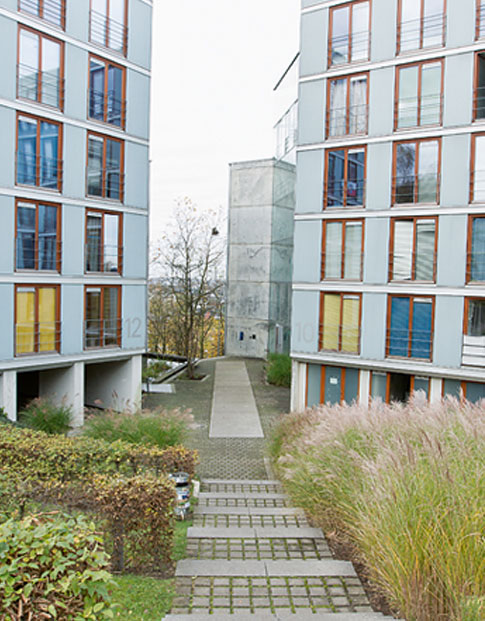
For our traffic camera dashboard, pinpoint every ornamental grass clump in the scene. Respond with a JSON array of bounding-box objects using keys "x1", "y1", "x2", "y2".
[
  {"x1": 271, "y1": 396, "x2": 485, "y2": 621},
  {"x1": 266, "y1": 353, "x2": 292, "y2": 388},
  {"x1": 20, "y1": 397, "x2": 72, "y2": 435}
]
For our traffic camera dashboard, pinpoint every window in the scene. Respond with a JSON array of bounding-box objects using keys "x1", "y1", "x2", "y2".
[
  {"x1": 321, "y1": 219, "x2": 364, "y2": 280},
  {"x1": 371, "y1": 372, "x2": 429, "y2": 402},
  {"x1": 319, "y1": 292, "x2": 361, "y2": 354},
  {"x1": 19, "y1": 0, "x2": 65, "y2": 28},
  {"x1": 474, "y1": 53, "x2": 485, "y2": 121},
  {"x1": 393, "y1": 139, "x2": 440, "y2": 204},
  {"x1": 327, "y1": 73, "x2": 368, "y2": 137},
  {"x1": 396, "y1": 60, "x2": 442, "y2": 129},
  {"x1": 471, "y1": 134, "x2": 485, "y2": 202},
  {"x1": 15, "y1": 285, "x2": 59, "y2": 355},
  {"x1": 16, "y1": 200, "x2": 60, "y2": 271},
  {"x1": 89, "y1": 56, "x2": 125, "y2": 128},
  {"x1": 17, "y1": 114, "x2": 62, "y2": 191},
  {"x1": 86, "y1": 210, "x2": 122, "y2": 273},
  {"x1": 329, "y1": 1, "x2": 370, "y2": 67},
  {"x1": 89, "y1": 0, "x2": 128, "y2": 55},
  {"x1": 390, "y1": 217, "x2": 437, "y2": 282},
  {"x1": 18, "y1": 27, "x2": 63, "y2": 109},
  {"x1": 387, "y1": 295, "x2": 434, "y2": 360},
  {"x1": 467, "y1": 216, "x2": 485, "y2": 282},
  {"x1": 87, "y1": 133, "x2": 123, "y2": 200},
  {"x1": 325, "y1": 147, "x2": 365, "y2": 208},
  {"x1": 477, "y1": 0, "x2": 485, "y2": 39},
  {"x1": 85, "y1": 286, "x2": 121, "y2": 348},
  {"x1": 397, "y1": 0, "x2": 446, "y2": 54},
  {"x1": 465, "y1": 298, "x2": 485, "y2": 336}
]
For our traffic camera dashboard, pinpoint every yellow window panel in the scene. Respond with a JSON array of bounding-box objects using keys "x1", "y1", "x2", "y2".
[
  {"x1": 322, "y1": 294, "x2": 340, "y2": 350},
  {"x1": 39, "y1": 287, "x2": 56, "y2": 352},
  {"x1": 342, "y1": 296, "x2": 360, "y2": 353},
  {"x1": 16, "y1": 289, "x2": 35, "y2": 354}
]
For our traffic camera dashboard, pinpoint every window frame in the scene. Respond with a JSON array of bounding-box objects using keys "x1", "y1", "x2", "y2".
[
  {"x1": 18, "y1": 0, "x2": 66, "y2": 30},
  {"x1": 464, "y1": 296, "x2": 485, "y2": 336},
  {"x1": 386, "y1": 294, "x2": 435, "y2": 361},
  {"x1": 328, "y1": 0, "x2": 371, "y2": 69},
  {"x1": 396, "y1": 0, "x2": 447, "y2": 55},
  {"x1": 477, "y1": 0, "x2": 485, "y2": 40},
  {"x1": 84, "y1": 284, "x2": 122, "y2": 349},
  {"x1": 470, "y1": 132, "x2": 485, "y2": 203},
  {"x1": 389, "y1": 216, "x2": 438, "y2": 283},
  {"x1": 318, "y1": 366, "x2": 361, "y2": 406},
  {"x1": 16, "y1": 111, "x2": 63, "y2": 192},
  {"x1": 370, "y1": 371, "x2": 430, "y2": 403},
  {"x1": 15, "y1": 198, "x2": 61, "y2": 273},
  {"x1": 88, "y1": 54, "x2": 126, "y2": 128},
  {"x1": 394, "y1": 59, "x2": 444, "y2": 130},
  {"x1": 15, "y1": 283, "x2": 60, "y2": 356},
  {"x1": 392, "y1": 137, "x2": 441, "y2": 205},
  {"x1": 321, "y1": 218, "x2": 364, "y2": 281},
  {"x1": 318, "y1": 291, "x2": 362, "y2": 354},
  {"x1": 324, "y1": 145, "x2": 367, "y2": 209},
  {"x1": 85, "y1": 208, "x2": 123, "y2": 275},
  {"x1": 326, "y1": 72, "x2": 369, "y2": 138},
  {"x1": 466, "y1": 214, "x2": 485, "y2": 283},
  {"x1": 89, "y1": 0, "x2": 129, "y2": 57},
  {"x1": 86, "y1": 131, "x2": 124, "y2": 202}
]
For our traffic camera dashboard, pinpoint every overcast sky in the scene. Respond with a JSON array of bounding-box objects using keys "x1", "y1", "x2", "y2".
[{"x1": 149, "y1": 0, "x2": 300, "y2": 243}]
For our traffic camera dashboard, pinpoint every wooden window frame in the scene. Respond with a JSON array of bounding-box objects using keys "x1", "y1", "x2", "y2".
[
  {"x1": 15, "y1": 284, "x2": 60, "y2": 356},
  {"x1": 396, "y1": 0, "x2": 447, "y2": 55},
  {"x1": 84, "y1": 284, "x2": 122, "y2": 349},
  {"x1": 321, "y1": 218, "x2": 364, "y2": 281},
  {"x1": 17, "y1": 25, "x2": 65, "y2": 110},
  {"x1": 16, "y1": 112, "x2": 63, "y2": 192},
  {"x1": 324, "y1": 145, "x2": 367, "y2": 209},
  {"x1": 319, "y1": 366, "x2": 361, "y2": 405},
  {"x1": 388, "y1": 216, "x2": 438, "y2": 283},
  {"x1": 318, "y1": 291, "x2": 362, "y2": 354},
  {"x1": 326, "y1": 72, "x2": 369, "y2": 137},
  {"x1": 466, "y1": 214, "x2": 485, "y2": 283},
  {"x1": 328, "y1": 0, "x2": 371, "y2": 69},
  {"x1": 18, "y1": 0, "x2": 66, "y2": 30},
  {"x1": 394, "y1": 59, "x2": 444, "y2": 130},
  {"x1": 15, "y1": 198, "x2": 61, "y2": 273},
  {"x1": 85, "y1": 208, "x2": 123, "y2": 275},
  {"x1": 89, "y1": 0, "x2": 129, "y2": 57},
  {"x1": 86, "y1": 131, "x2": 125, "y2": 202},
  {"x1": 370, "y1": 371, "x2": 430, "y2": 403},
  {"x1": 392, "y1": 137, "x2": 441, "y2": 205},
  {"x1": 472, "y1": 52, "x2": 485, "y2": 123},
  {"x1": 88, "y1": 54, "x2": 127, "y2": 128},
  {"x1": 386, "y1": 294, "x2": 435, "y2": 361},
  {"x1": 463, "y1": 296, "x2": 485, "y2": 335}
]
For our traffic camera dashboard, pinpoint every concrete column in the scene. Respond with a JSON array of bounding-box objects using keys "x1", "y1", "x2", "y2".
[
  {"x1": 429, "y1": 377, "x2": 443, "y2": 403},
  {"x1": 359, "y1": 370, "x2": 371, "y2": 406},
  {"x1": 290, "y1": 361, "x2": 307, "y2": 412},
  {"x1": 0, "y1": 371, "x2": 17, "y2": 421},
  {"x1": 39, "y1": 363, "x2": 85, "y2": 427}
]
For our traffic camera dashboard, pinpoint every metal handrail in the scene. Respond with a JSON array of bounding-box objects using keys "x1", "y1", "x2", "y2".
[
  {"x1": 84, "y1": 318, "x2": 122, "y2": 349},
  {"x1": 19, "y1": 0, "x2": 65, "y2": 27},
  {"x1": 327, "y1": 103, "x2": 369, "y2": 137},
  {"x1": 393, "y1": 173, "x2": 440, "y2": 204},
  {"x1": 89, "y1": 8, "x2": 127, "y2": 54},
  {"x1": 16, "y1": 151, "x2": 63, "y2": 189},
  {"x1": 15, "y1": 320, "x2": 61, "y2": 355},
  {"x1": 15, "y1": 238, "x2": 61, "y2": 271},
  {"x1": 17, "y1": 62, "x2": 64, "y2": 109},
  {"x1": 329, "y1": 29, "x2": 371, "y2": 66},
  {"x1": 89, "y1": 88, "x2": 126, "y2": 127},
  {"x1": 397, "y1": 12, "x2": 446, "y2": 52},
  {"x1": 395, "y1": 93, "x2": 443, "y2": 128},
  {"x1": 319, "y1": 324, "x2": 361, "y2": 354},
  {"x1": 85, "y1": 243, "x2": 122, "y2": 273}
]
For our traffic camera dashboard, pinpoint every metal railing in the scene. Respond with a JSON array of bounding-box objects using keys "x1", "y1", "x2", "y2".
[
  {"x1": 322, "y1": 251, "x2": 364, "y2": 281},
  {"x1": 477, "y1": 2, "x2": 485, "y2": 39},
  {"x1": 15, "y1": 320, "x2": 61, "y2": 356},
  {"x1": 397, "y1": 12, "x2": 446, "y2": 53},
  {"x1": 473, "y1": 85, "x2": 485, "y2": 121},
  {"x1": 386, "y1": 329, "x2": 432, "y2": 360},
  {"x1": 16, "y1": 151, "x2": 63, "y2": 190},
  {"x1": 89, "y1": 9, "x2": 127, "y2": 55},
  {"x1": 85, "y1": 243, "x2": 122, "y2": 273},
  {"x1": 326, "y1": 103, "x2": 368, "y2": 137},
  {"x1": 390, "y1": 250, "x2": 436, "y2": 282},
  {"x1": 324, "y1": 179, "x2": 366, "y2": 208},
  {"x1": 395, "y1": 94, "x2": 443, "y2": 129},
  {"x1": 86, "y1": 169, "x2": 125, "y2": 200},
  {"x1": 17, "y1": 63, "x2": 64, "y2": 109},
  {"x1": 89, "y1": 88, "x2": 126, "y2": 128},
  {"x1": 470, "y1": 169, "x2": 485, "y2": 202},
  {"x1": 466, "y1": 251, "x2": 485, "y2": 282},
  {"x1": 319, "y1": 324, "x2": 361, "y2": 354},
  {"x1": 15, "y1": 238, "x2": 61, "y2": 271},
  {"x1": 393, "y1": 173, "x2": 440, "y2": 204},
  {"x1": 84, "y1": 318, "x2": 122, "y2": 349},
  {"x1": 19, "y1": 0, "x2": 65, "y2": 28},
  {"x1": 329, "y1": 29, "x2": 371, "y2": 66}
]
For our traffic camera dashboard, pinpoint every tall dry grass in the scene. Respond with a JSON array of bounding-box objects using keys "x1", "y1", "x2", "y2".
[{"x1": 270, "y1": 395, "x2": 485, "y2": 621}]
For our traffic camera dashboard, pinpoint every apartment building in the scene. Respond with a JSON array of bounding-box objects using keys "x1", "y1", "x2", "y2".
[
  {"x1": 0, "y1": 0, "x2": 152, "y2": 424},
  {"x1": 291, "y1": 0, "x2": 485, "y2": 409}
]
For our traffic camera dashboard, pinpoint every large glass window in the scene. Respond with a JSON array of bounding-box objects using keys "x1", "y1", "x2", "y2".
[
  {"x1": 387, "y1": 295, "x2": 433, "y2": 360},
  {"x1": 327, "y1": 74, "x2": 368, "y2": 137},
  {"x1": 15, "y1": 285, "x2": 59, "y2": 355},
  {"x1": 394, "y1": 139, "x2": 440, "y2": 204},
  {"x1": 325, "y1": 147, "x2": 365, "y2": 208},
  {"x1": 466, "y1": 298, "x2": 485, "y2": 336},
  {"x1": 474, "y1": 53, "x2": 485, "y2": 121},
  {"x1": 16, "y1": 201, "x2": 59, "y2": 271},
  {"x1": 90, "y1": 0, "x2": 128, "y2": 55},
  {"x1": 390, "y1": 217, "x2": 436, "y2": 282},
  {"x1": 329, "y1": 1, "x2": 370, "y2": 67},
  {"x1": 468, "y1": 216, "x2": 485, "y2": 282},
  {"x1": 319, "y1": 292, "x2": 361, "y2": 354},
  {"x1": 86, "y1": 210, "x2": 122, "y2": 273},
  {"x1": 398, "y1": 0, "x2": 445, "y2": 53},
  {"x1": 87, "y1": 133, "x2": 123, "y2": 200},
  {"x1": 322, "y1": 219, "x2": 363, "y2": 280},
  {"x1": 17, "y1": 114, "x2": 61, "y2": 191},
  {"x1": 396, "y1": 60, "x2": 442, "y2": 129},
  {"x1": 89, "y1": 56, "x2": 125, "y2": 127},
  {"x1": 19, "y1": 0, "x2": 65, "y2": 28},
  {"x1": 85, "y1": 286, "x2": 121, "y2": 348}
]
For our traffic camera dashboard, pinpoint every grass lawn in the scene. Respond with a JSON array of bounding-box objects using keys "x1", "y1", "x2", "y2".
[{"x1": 112, "y1": 520, "x2": 191, "y2": 620}]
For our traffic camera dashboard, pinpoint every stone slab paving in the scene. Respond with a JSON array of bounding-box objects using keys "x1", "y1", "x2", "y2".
[
  {"x1": 185, "y1": 537, "x2": 332, "y2": 561},
  {"x1": 198, "y1": 492, "x2": 288, "y2": 500},
  {"x1": 192, "y1": 514, "x2": 309, "y2": 529},
  {"x1": 193, "y1": 506, "x2": 305, "y2": 516},
  {"x1": 187, "y1": 526, "x2": 325, "y2": 539},
  {"x1": 164, "y1": 614, "x2": 396, "y2": 620}
]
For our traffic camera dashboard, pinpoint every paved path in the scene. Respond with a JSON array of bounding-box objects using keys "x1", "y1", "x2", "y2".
[{"x1": 209, "y1": 361, "x2": 264, "y2": 439}]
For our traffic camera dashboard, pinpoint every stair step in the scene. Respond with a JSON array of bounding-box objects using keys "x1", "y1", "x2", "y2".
[
  {"x1": 201, "y1": 479, "x2": 281, "y2": 485},
  {"x1": 199, "y1": 492, "x2": 288, "y2": 500},
  {"x1": 194, "y1": 507, "x2": 304, "y2": 516},
  {"x1": 175, "y1": 559, "x2": 356, "y2": 577},
  {"x1": 163, "y1": 613, "x2": 397, "y2": 620},
  {"x1": 187, "y1": 526, "x2": 324, "y2": 539}
]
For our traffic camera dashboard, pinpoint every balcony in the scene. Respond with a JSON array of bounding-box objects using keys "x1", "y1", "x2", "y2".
[
  {"x1": 477, "y1": 1, "x2": 485, "y2": 39},
  {"x1": 19, "y1": 0, "x2": 65, "y2": 28},
  {"x1": 17, "y1": 63, "x2": 64, "y2": 110},
  {"x1": 85, "y1": 244, "x2": 123, "y2": 274},
  {"x1": 397, "y1": 12, "x2": 446, "y2": 53},
  {"x1": 86, "y1": 170, "x2": 125, "y2": 201},
  {"x1": 466, "y1": 251, "x2": 485, "y2": 283},
  {"x1": 386, "y1": 329, "x2": 432, "y2": 361},
  {"x1": 322, "y1": 251, "x2": 364, "y2": 281},
  {"x1": 462, "y1": 335, "x2": 485, "y2": 367},
  {"x1": 319, "y1": 325, "x2": 361, "y2": 355},
  {"x1": 395, "y1": 94, "x2": 443, "y2": 129},
  {"x1": 393, "y1": 173, "x2": 440, "y2": 205},
  {"x1": 324, "y1": 179, "x2": 366, "y2": 209},
  {"x1": 390, "y1": 250, "x2": 437, "y2": 283},
  {"x1": 329, "y1": 30, "x2": 371, "y2": 67},
  {"x1": 326, "y1": 103, "x2": 368, "y2": 138},
  {"x1": 15, "y1": 238, "x2": 62, "y2": 272},
  {"x1": 15, "y1": 321, "x2": 61, "y2": 356},
  {"x1": 89, "y1": 88, "x2": 126, "y2": 128},
  {"x1": 84, "y1": 318, "x2": 122, "y2": 349},
  {"x1": 89, "y1": 9, "x2": 127, "y2": 55},
  {"x1": 16, "y1": 151, "x2": 63, "y2": 191}
]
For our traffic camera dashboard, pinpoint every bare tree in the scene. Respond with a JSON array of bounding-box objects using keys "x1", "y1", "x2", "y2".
[{"x1": 151, "y1": 198, "x2": 225, "y2": 378}]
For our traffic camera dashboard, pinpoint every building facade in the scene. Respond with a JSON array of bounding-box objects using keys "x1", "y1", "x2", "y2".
[
  {"x1": 0, "y1": 0, "x2": 151, "y2": 424},
  {"x1": 292, "y1": 0, "x2": 485, "y2": 409}
]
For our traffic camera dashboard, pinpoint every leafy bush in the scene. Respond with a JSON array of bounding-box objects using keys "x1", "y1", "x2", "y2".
[
  {"x1": 0, "y1": 512, "x2": 115, "y2": 619},
  {"x1": 271, "y1": 397, "x2": 485, "y2": 621},
  {"x1": 266, "y1": 354, "x2": 291, "y2": 387},
  {"x1": 83, "y1": 408, "x2": 191, "y2": 449},
  {"x1": 20, "y1": 397, "x2": 72, "y2": 435},
  {"x1": 142, "y1": 360, "x2": 171, "y2": 382}
]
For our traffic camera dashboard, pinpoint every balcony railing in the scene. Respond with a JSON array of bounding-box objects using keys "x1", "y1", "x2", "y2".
[
  {"x1": 319, "y1": 324, "x2": 361, "y2": 355},
  {"x1": 322, "y1": 252, "x2": 364, "y2": 281},
  {"x1": 397, "y1": 12, "x2": 446, "y2": 53},
  {"x1": 89, "y1": 9, "x2": 127, "y2": 55},
  {"x1": 85, "y1": 244, "x2": 122, "y2": 273},
  {"x1": 15, "y1": 238, "x2": 61, "y2": 272},
  {"x1": 15, "y1": 320, "x2": 61, "y2": 356},
  {"x1": 84, "y1": 318, "x2": 122, "y2": 349},
  {"x1": 390, "y1": 250, "x2": 436, "y2": 282},
  {"x1": 19, "y1": 0, "x2": 65, "y2": 28},
  {"x1": 393, "y1": 173, "x2": 440, "y2": 205},
  {"x1": 395, "y1": 94, "x2": 443, "y2": 129},
  {"x1": 324, "y1": 179, "x2": 366, "y2": 208},
  {"x1": 473, "y1": 85, "x2": 485, "y2": 121},
  {"x1": 466, "y1": 251, "x2": 485, "y2": 282},
  {"x1": 86, "y1": 170, "x2": 125, "y2": 201},
  {"x1": 470, "y1": 169, "x2": 485, "y2": 202},
  {"x1": 89, "y1": 88, "x2": 126, "y2": 128},
  {"x1": 462, "y1": 334, "x2": 485, "y2": 367},
  {"x1": 326, "y1": 103, "x2": 368, "y2": 138},
  {"x1": 17, "y1": 63, "x2": 64, "y2": 110},
  {"x1": 386, "y1": 329, "x2": 432, "y2": 360},
  {"x1": 16, "y1": 151, "x2": 63, "y2": 191},
  {"x1": 477, "y1": 2, "x2": 485, "y2": 39},
  {"x1": 329, "y1": 30, "x2": 371, "y2": 67}
]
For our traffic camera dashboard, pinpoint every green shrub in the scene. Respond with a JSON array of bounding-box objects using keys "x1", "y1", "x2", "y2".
[
  {"x1": 142, "y1": 360, "x2": 171, "y2": 382},
  {"x1": 0, "y1": 512, "x2": 115, "y2": 619},
  {"x1": 20, "y1": 397, "x2": 72, "y2": 435},
  {"x1": 266, "y1": 354, "x2": 291, "y2": 388},
  {"x1": 83, "y1": 408, "x2": 191, "y2": 449}
]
